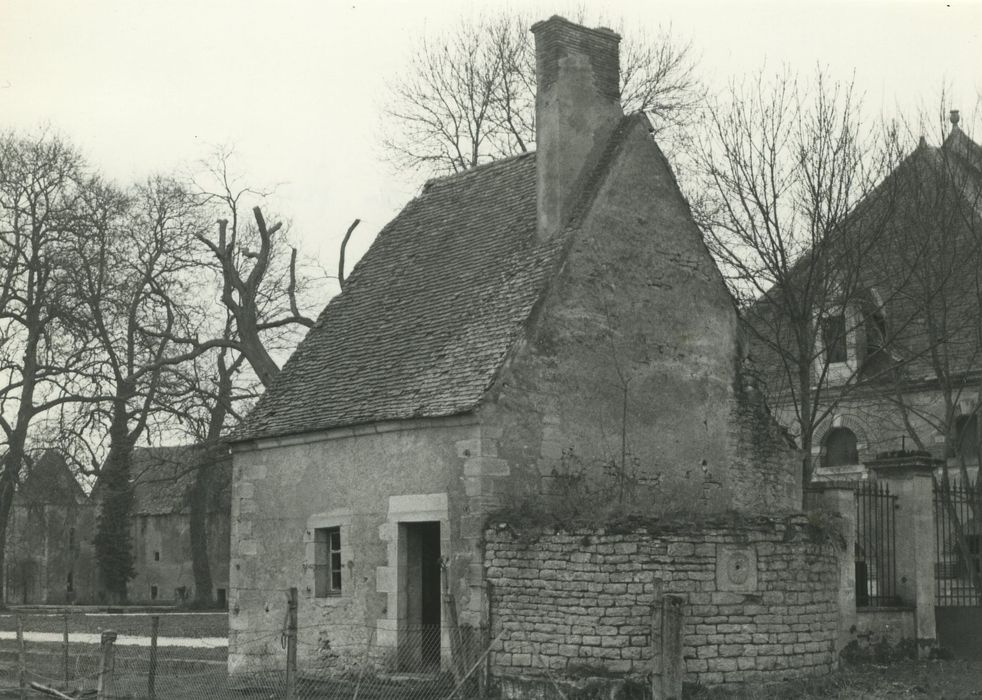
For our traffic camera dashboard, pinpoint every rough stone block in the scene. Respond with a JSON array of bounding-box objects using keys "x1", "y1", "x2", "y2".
[
  {"x1": 464, "y1": 456, "x2": 511, "y2": 476},
  {"x1": 716, "y1": 545, "x2": 758, "y2": 592}
]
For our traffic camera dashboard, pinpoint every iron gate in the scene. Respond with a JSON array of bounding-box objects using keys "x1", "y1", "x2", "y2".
[
  {"x1": 934, "y1": 477, "x2": 982, "y2": 606},
  {"x1": 855, "y1": 480, "x2": 899, "y2": 607}
]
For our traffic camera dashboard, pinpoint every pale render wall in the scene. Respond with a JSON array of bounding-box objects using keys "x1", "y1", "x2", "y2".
[
  {"x1": 777, "y1": 386, "x2": 981, "y2": 470},
  {"x1": 229, "y1": 417, "x2": 495, "y2": 673},
  {"x1": 480, "y1": 121, "x2": 797, "y2": 515},
  {"x1": 129, "y1": 512, "x2": 230, "y2": 604}
]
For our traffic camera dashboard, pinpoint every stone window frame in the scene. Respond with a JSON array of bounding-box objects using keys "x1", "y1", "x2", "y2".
[
  {"x1": 813, "y1": 304, "x2": 860, "y2": 385},
  {"x1": 823, "y1": 426, "x2": 859, "y2": 468},
  {"x1": 305, "y1": 510, "x2": 353, "y2": 604},
  {"x1": 812, "y1": 415, "x2": 869, "y2": 469},
  {"x1": 814, "y1": 288, "x2": 889, "y2": 386},
  {"x1": 313, "y1": 526, "x2": 343, "y2": 597}
]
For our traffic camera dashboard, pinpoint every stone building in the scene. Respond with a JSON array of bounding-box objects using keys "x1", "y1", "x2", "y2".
[
  {"x1": 5, "y1": 445, "x2": 231, "y2": 606},
  {"x1": 228, "y1": 16, "x2": 802, "y2": 679},
  {"x1": 104, "y1": 445, "x2": 232, "y2": 605},
  {"x1": 5, "y1": 451, "x2": 96, "y2": 604},
  {"x1": 751, "y1": 117, "x2": 982, "y2": 481}
]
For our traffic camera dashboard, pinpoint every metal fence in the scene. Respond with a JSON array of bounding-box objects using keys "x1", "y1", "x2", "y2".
[
  {"x1": 934, "y1": 476, "x2": 982, "y2": 606},
  {"x1": 855, "y1": 479, "x2": 899, "y2": 607}
]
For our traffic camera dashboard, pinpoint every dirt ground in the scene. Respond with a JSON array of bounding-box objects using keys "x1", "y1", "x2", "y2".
[{"x1": 692, "y1": 659, "x2": 982, "y2": 699}]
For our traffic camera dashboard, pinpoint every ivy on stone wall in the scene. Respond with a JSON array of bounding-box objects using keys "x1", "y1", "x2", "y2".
[{"x1": 94, "y1": 459, "x2": 135, "y2": 602}]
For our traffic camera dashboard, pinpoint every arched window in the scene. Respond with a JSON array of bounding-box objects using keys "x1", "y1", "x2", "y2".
[
  {"x1": 824, "y1": 427, "x2": 859, "y2": 468},
  {"x1": 953, "y1": 414, "x2": 979, "y2": 462}
]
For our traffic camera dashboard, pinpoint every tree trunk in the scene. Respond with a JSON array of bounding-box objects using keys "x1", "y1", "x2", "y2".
[
  {"x1": 0, "y1": 470, "x2": 14, "y2": 609},
  {"x1": 0, "y1": 317, "x2": 42, "y2": 608},
  {"x1": 233, "y1": 311, "x2": 280, "y2": 389},
  {"x1": 798, "y1": 357, "x2": 816, "y2": 495},
  {"x1": 190, "y1": 355, "x2": 233, "y2": 607},
  {"x1": 94, "y1": 395, "x2": 136, "y2": 604}
]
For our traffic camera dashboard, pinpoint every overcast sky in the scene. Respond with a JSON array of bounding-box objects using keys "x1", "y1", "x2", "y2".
[{"x1": 2, "y1": 0, "x2": 981, "y2": 288}]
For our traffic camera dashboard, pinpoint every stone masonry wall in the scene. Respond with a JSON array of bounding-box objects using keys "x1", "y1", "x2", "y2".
[{"x1": 485, "y1": 515, "x2": 840, "y2": 688}]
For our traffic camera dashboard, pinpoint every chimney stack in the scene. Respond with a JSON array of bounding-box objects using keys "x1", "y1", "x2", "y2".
[{"x1": 531, "y1": 16, "x2": 624, "y2": 238}]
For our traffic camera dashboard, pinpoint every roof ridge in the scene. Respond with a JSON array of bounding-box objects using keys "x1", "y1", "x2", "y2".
[{"x1": 421, "y1": 151, "x2": 535, "y2": 192}]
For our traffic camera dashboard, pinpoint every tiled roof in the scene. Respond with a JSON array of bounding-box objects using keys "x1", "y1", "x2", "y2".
[
  {"x1": 234, "y1": 116, "x2": 645, "y2": 443},
  {"x1": 18, "y1": 451, "x2": 86, "y2": 506},
  {"x1": 748, "y1": 128, "x2": 982, "y2": 396},
  {"x1": 93, "y1": 445, "x2": 231, "y2": 516},
  {"x1": 234, "y1": 151, "x2": 564, "y2": 441},
  {"x1": 234, "y1": 114, "x2": 647, "y2": 442}
]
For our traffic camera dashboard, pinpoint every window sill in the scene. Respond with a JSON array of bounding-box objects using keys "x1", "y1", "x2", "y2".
[{"x1": 310, "y1": 592, "x2": 346, "y2": 604}]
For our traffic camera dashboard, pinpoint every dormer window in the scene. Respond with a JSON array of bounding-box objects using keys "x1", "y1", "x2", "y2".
[
  {"x1": 821, "y1": 314, "x2": 848, "y2": 364},
  {"x1": 815, "y1": 288, "x2": 888, "y2": 385}
]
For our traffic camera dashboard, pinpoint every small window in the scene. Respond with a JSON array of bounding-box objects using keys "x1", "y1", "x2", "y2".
[
  {"x1": 150, "y1": 585, "x2": 158, "y2": 600},
  {"x1": 217, "y1": 588, "x2": 227, "y2": 608},
  {"x1": 954, "y1": 415, "x2": 979, "y2": 462},
  {"x1": 314, "y1": 527, "x2": 342, "y2": 597},
  {"x1": 154, "y1": 551, "x2": 160, "y2": 562},
  {"x1": 824, "y1": 427, "x2": 859, "y2": 468},
  {"x1": 821, "y1": 314, "x2": 848, "y2": 364},
  {"x1": 66, "y1": 572, "x2": 73, "y2": 593}
]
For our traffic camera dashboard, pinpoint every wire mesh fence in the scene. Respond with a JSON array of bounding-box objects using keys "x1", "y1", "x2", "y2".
[{"x1": 0, "y1": 605, "x2": 509, "y2": 699}]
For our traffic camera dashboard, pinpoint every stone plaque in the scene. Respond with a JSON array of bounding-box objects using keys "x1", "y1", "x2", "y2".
[{"x1": 716, "y1": 545, "x2": 758, "y2": 592}]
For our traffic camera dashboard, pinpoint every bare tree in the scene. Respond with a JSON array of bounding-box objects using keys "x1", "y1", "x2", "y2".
[
  {"x1": 0, "y1": 132, "x2": 106, "y2": 604},
  {"x1": 878, "y1": 109, "x2": 982, "y2": 598},
  {"x1": 691, "y1": 68, "x2": 905, "y2": 486},
  {"x1": 68, "y1": 175, "x2": 217, "y2": 602},
  {"x1": 382, "y1": 13, "x2": 703, "y2": 175},
  {"x1": 193, "y1": 154, "x2": 358, "y2": 388},
  {"x1": 192, "y1": 156, "x2": 320, "y2": 388},
  {"x1": 179, "y1": 154, "x2": 358, "y2": 604}
]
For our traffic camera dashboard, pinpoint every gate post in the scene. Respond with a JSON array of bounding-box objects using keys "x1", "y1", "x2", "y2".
[
  {"x1": 869, "y1": 453, "x2": 939, "y2": 656},
  {"x1": 805, "y1": 482, "x2": 857, "y2": 657}
]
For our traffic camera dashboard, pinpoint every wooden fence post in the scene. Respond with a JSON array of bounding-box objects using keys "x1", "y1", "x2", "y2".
[
  {"x1": 96, "y1": 630, "x2": 117, "y2": 700},
  {"x1": 63, "y1": 611, "x2": 70, "y2": 684},
  {"x1": 148, "y1": 616, "x2": 159, "y2": 700},
  {"x1": 285, "y1": 587, "x2": 298, "y2": 700},
  {"x1": 478, "y1": 624, "x2": 489, "y2": 699},
  {"x1": 16, "y1": 613, "x2": 26, "y2": 700}
]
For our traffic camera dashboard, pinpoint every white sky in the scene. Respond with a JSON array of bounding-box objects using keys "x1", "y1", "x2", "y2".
[{"x1": 2, "y1": 0, "x2": 981, "y2": 284}]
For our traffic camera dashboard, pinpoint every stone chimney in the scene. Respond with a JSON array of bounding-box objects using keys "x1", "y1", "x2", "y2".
[{"x1": 531, "y1": 16, "x2": 624, "y2": 238}]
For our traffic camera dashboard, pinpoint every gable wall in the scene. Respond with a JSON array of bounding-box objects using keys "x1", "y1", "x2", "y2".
[{"x1": 479, "y1": 122, "x2": 797, "y2": 515}]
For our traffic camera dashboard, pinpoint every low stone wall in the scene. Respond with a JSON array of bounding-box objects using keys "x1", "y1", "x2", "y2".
[
  {"x1": 484, "y1": 515, "x2": 841, "y2": 690},
  {"x1": 844, "y1": 607, "x2": 917, "y2": 660}
]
